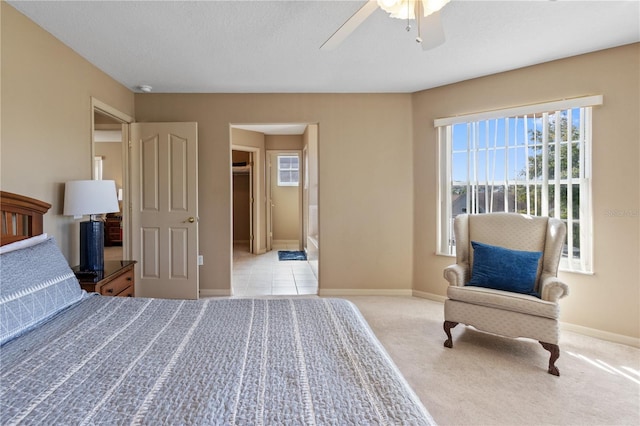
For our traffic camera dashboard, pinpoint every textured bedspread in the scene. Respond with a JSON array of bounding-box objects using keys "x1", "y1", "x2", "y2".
[{"x1": 1, "y1": 297, "x2": 435, "y2": 425}]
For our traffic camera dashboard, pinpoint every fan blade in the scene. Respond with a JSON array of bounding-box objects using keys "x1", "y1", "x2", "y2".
[
  {"x1": 419, "y1": 11, "x2": 446, "y2": 50},
  {"x1": 320, "y1": 0, "x2": 378, "y2": 51}
]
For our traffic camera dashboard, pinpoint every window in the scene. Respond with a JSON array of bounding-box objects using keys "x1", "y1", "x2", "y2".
[
  {"x1": 277, "y1": 155, "x2": 299, "y2": 186},
  {"x1": 436, "y1": 96, "x2": 602, "y2": 273}
]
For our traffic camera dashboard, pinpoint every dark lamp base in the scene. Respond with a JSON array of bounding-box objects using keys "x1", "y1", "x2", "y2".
[{"x1": 79, "y1": 220, "x2": 104, "y2": 272}]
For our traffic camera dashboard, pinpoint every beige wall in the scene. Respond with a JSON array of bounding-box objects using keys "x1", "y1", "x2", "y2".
[
  {"x1": 265, "y1": 134, "x2": 303, "y2": 151},
  {"x1": 412, "y1": 43, "x2": 640, "y2": 340},
  {"x1": 135, "y1": 94, "x2": 414, "y2": 295},
  {"x1": 0, "y1": 3, "x2": 134, "y2": 264}
]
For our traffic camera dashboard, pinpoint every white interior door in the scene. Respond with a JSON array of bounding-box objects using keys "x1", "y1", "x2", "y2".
[{"x1": 130, "y1": 122, "x2": 199, "y2": 299}]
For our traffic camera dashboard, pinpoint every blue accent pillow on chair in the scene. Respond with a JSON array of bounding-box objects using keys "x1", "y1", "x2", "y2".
[{"x1": 468, "y1": 241, "x2": 542, "y2": 297}]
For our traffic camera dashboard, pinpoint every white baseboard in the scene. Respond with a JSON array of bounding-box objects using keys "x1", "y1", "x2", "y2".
[
  {"x1": 412, "y1": 290, "x2": 447, "y2": 303},
  {"x1": 560, "y1": 322, "x2": 640, "y2": 348},
  {"x1": 318, "y1": 288, "x2": 413, "y2": 297},
  {"x1": 411, "y1": 290, "x2": 640, "y2": 348},
  {"x1": 199, "y1": 289, "x2": 231, "y2": 298},
  {"x1": 272, "y1": 240, "x2": 300, "y2": 250}
]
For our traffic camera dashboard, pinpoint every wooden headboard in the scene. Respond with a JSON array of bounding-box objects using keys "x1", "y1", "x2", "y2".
[{"x1": 1, "y1": 191, "x2": 52, "y2": 246}]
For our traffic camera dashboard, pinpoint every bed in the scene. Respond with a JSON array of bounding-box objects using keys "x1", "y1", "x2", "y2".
[{"x1": 0, "y1": 190, "x2": 435, "y2": 425}]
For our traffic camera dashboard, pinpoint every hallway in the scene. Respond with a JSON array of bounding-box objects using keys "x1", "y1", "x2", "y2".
[{"x1": 232, "y1": 243, "x2": 318, "y2": 296}]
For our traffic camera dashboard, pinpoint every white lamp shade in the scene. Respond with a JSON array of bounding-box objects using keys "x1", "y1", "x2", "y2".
[{"x1": 63, "y1": 180, "x2": 120, "y2": 216}]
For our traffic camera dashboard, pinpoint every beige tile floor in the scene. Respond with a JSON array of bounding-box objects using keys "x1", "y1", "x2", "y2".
[{"x1": 233, "y1": 242, "x2": 318, "y2": 297}]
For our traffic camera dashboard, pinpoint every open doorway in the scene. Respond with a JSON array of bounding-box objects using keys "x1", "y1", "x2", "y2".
[
  {"x1": 266, "y1": 151, "x2": 302, "y2": 251},
  {"x1": 91, "y1": 98, "x2": 132, "y2": 262},
  {"x1": 230, "y1": 124, "x2": 319, "y2": 297},
  {"x1": 232, "y1": 150, "x2": 253, "y2": 254}
]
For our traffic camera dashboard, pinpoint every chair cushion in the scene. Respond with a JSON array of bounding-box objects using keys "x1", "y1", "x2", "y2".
[
  {"x1": 468, "y1": 241, "x2": 542, "y2": 297},
  {"x1": 447, "y1": 285, "x2": 559, "y2": 319}
]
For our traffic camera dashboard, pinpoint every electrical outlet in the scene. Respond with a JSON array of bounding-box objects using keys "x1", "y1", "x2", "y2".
[{"x1": 198, "y1": 255, "x2": 203, "y2": 265}]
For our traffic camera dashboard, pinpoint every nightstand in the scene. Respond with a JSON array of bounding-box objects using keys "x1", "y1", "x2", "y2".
[{"x1": 73, "y1": 260, "x2": 136, "y2": 297}]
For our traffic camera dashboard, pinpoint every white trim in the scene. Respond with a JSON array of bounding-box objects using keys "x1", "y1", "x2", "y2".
[
  {"x1": 318, "y1": 288, "x2": 413, "y2": 297},
  {"x1": 560, "y1": 322, "x2": 640, "y2": 349},
  {"x1": 272, "y1": 239, "x2": 300, "y2": 249},
  {"x1": 199, "y1": 289, "x2": 232, "y2": 298},
  {"x1": 91, "y1": 98, "x2": 133, "y2": 123},
  {"x1": 412, "y1": 290, "x2": 447, "y2": 303},
  {"x1": 434, "y1": 95, "x2": 603, "y2": 127}
]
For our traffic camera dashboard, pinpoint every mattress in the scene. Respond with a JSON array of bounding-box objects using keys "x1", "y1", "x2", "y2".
[{"x1": 1, "y1": 296, "x2": 435, "y2": 425}]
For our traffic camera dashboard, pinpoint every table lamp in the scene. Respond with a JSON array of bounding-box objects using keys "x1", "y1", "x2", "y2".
[{"x1": 63, "y1": 180, "x2": 119, "y2": 271}]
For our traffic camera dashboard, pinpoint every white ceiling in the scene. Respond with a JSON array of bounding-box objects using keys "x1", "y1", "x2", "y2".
[{"x1": 8, "y1": 0, "x2": 640, "y2": 94}]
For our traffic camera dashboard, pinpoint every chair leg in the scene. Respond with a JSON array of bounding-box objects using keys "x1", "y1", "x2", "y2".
[
  {"x1": 539, "y1": 341, "x2": 560, "y2": 376},
  {"x1": 443, "y1": 321, "x2": 458, "y2": 348}
]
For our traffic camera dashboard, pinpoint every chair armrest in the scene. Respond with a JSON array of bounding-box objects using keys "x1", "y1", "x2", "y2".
[
  {"x1": 539, "y1": 274, "x2": 569, "y2": 303},
  {"x1": 444, "y1": 264, "x2": 468, "y2": 287}
]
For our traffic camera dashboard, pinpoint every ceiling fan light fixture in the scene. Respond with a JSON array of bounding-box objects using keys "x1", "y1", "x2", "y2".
[
  {"x1": 377, "y1": 0, "x2": 450, "y2": 20},
  {"x1": 422, "y1": 0, "x2": 450, "y2": 16}
]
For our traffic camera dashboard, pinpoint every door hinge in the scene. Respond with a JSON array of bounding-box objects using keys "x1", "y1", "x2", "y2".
[{"x1": 128, "y1": 140, "x2": 133, "y2": 149}]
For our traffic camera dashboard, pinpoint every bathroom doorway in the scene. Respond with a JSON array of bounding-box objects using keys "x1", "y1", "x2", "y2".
[{"x1": 230, "y1": 123, "x2": 319, "y2": 296}]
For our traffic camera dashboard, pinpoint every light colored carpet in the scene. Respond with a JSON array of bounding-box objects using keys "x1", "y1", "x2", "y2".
[{"x1": 345, "y1": 296, "x2": 640, "y2": 426}]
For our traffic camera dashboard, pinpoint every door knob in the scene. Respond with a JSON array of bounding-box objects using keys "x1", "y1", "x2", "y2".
[{"x1": 185, "y1": 217, "x2": 196, "y2": 223}]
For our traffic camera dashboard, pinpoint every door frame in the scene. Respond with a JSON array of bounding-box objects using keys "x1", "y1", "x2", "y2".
[
  {"x1": 266, "y1": 150, "x2": 304, "y2": 251},
  {"x1": 90, "y1": 97, "x2": 133, "y2": 259},
  {"x1": 231, "y1": 145, "x2": 262, "y2": 254},
  {"x1": 231, "y1": 150, "x2": 254, "y2": 253}
]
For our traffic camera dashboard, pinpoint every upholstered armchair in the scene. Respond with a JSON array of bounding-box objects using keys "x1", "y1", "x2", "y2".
[{"x1": 443, "y1": 213, "x2": 569, "y2": 376}]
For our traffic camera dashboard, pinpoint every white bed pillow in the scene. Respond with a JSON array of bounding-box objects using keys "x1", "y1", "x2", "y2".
[
  {"x1": 0, "y1": 236, "x2": 84, "y2": 345},
  {"x1": 0, "y1": 233, "x2": 49, "y2": 255}
]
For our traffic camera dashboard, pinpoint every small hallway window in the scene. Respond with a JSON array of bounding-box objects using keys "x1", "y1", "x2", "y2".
[{"x1": 278, "y1": 155, "x2": 299, "y2": 186}]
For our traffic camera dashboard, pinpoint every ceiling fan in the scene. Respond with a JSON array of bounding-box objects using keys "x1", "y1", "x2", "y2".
[{"x1": 321, "y1": 0, "x2": 450, "y2": 51}]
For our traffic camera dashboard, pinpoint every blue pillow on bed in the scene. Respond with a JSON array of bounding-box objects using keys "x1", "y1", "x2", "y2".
[
  {"x1": 468, "y1": 241, "x2": 542, "y2": 297},
  {"x1": 0, "y1": 236, "x2": 84, "y2": 345}
]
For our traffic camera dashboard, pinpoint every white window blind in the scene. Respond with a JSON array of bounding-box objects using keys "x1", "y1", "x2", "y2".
[{"x1": 436, "y1": 96, "x2": 602, "y2": 273}]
